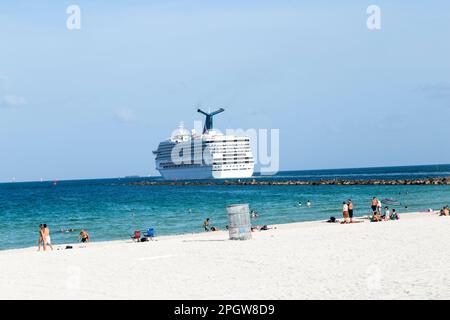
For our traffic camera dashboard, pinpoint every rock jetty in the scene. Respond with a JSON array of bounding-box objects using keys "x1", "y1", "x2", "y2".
[{"x1": 127, "y1": 177, "x2": 450, "y2": 187}]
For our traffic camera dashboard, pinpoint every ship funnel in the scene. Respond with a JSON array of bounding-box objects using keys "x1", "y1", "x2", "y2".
[{"x1": 197, "y1": 108, "x2": 225, "y2": 133}]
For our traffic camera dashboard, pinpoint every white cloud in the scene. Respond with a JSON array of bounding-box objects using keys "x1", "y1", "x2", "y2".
[
  {"x1": 115, "y1": 108, "x2": 137, "y2": 123},
  {"x1": 0, "y1": 95, "x2": 26, "y2": 108}
]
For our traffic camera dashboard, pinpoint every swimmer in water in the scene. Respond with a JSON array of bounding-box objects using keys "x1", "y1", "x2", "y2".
[
  {"x1": 251, "y1": 210, "x2": 259, "y2": 218},
  {"x1": 59, "y1": 228, "x2": 75, "y2": 233},
  {"x1": 306, "y1": 200, "x2": 311, "y2": 208}
]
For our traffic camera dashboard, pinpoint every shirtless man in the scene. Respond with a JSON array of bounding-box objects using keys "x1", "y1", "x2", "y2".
[
  {"x1": 42, "y1": 224, "x2": 54, "y2": 251},
  {"x1": 348, "y1": 200, "x2": 354, "y2": 223},
  {"x1": 371, "y1": 197, "x2": 378, "y2": 214},
  {"x1": 79, "y1": 230, "x2": 90, "y2": 243}
]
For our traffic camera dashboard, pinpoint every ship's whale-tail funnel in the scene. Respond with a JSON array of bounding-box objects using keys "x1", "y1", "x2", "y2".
[{"x1": 197, "y1": 108, "x2": 225, "y2": 133}]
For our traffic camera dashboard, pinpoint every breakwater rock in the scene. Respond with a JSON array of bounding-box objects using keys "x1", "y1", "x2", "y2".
[{"x1": 127, "y1": 176, "x2": 450, "y2": 187}]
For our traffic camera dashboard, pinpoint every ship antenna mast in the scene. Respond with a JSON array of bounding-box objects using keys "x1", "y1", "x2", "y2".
[{"x1": 197, "y1": 108, "x2": 225, "y2": 133}]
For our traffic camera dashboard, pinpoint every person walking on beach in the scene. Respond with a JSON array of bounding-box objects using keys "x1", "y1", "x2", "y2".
[
  {"x1": 42, "y1": 224, "x2": 53, "y2": 251},
  {"x1": 341, "y1": 201, "x2": 349, "y2": 224},
  {"x1": 371, "y1": 197, "x2": 378, "y2": 214},
  {"x1": 348, "y1": 200, "x2": 354, "y2": 223},
  {"x1": 37, "y1": 224, "x2": 44, "y2": 251}
]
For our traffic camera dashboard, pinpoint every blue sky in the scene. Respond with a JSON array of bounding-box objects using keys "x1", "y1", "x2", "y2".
[{"x1": 0, "y1": 0, "x2": 449, "y2": 182}]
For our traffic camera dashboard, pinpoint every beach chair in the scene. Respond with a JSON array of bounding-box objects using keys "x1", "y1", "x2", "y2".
[
  {"x1": 130, "y1": 230, "x2": 141, "y2": 242},
  {"x1": 144, "y1": 228, "x2": 154, "y2": 240}
]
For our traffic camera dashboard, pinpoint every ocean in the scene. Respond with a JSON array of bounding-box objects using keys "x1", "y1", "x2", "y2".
[{"x1": 1, "y1": 164, "x2": 449, "y2": 250}]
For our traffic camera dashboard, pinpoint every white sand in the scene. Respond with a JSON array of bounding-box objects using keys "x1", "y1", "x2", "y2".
[{"x1": 0, "y1": 212, "x2": 449, "y2": 300}]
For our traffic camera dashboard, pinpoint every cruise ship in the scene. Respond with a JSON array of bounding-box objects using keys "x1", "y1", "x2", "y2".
[{"x1": 153, "y1": 109, "x2": 254, "y2": 180}]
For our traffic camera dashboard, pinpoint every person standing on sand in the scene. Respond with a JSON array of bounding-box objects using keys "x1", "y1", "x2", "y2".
[
  {"x1": 42, "y1": 224, "x2": 53, "y2": 251},
  {"x1": 37, "y1": 224, "x2": 44, "y2": 251},
  {"x1": 341, "y1": 201, "x2": 349, "y2": 224},
  {"x1": 348, "y1": 200, "x2": 354, "y2": 223},
  {"x1": 371, "y1": 197, "x2": 378, "y2": 213}
]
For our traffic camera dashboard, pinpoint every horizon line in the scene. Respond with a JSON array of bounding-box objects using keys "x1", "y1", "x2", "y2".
[{"x1": 1, "y1": 162, "x2": 449, "y2": 185}]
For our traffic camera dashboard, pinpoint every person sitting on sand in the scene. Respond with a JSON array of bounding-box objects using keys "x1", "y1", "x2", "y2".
[
  {"x1": 42, "y1": 224, "x2": 53, "y2": 251},
  {"x1": 78, "y1": 230, "x2": 90, "y2": 243},
  {"x1": 37, "y1": 224, "x2": 44, "y2": 252},
  {"x1": 439, "y1": 206, "x2": 449, "y2": 216},
  {"x1": 203, "y1": 218, "x2": 210, "y2": 231},
  {"x1": 251, "y1": 225, "x2": 273, "y2": 231},
  {"x1": 326, "y1": 216, "x2": 339, "y2": 223},
  {"x1": 370, "y1": 211, "x2": 382, "y2": 222},
  {"x1": 391, "y1": 209, "x2": 399, "y2": 220},
  {"x1": 210, "y1": 226, "x2": 220, "y2": 232},
  {"x1": 384, "y1": 206, "x2": 391, "y2": 221},
  {"x1": 341, "y1": 201, "x2": 349, "y2": 224}
]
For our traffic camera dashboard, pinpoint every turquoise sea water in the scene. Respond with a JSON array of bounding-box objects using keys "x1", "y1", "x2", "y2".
[{"x1": 0, "y1": 164, "x2": 449, "y2": 250}]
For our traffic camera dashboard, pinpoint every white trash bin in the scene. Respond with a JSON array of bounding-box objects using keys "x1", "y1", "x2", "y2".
[{"x1": 227, "y1": 204, "x2": 252, "y2": 240}]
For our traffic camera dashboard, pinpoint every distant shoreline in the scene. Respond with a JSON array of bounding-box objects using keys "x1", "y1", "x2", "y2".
[
  {"x1": 2, "y1": 163, "x2": 449, "y2": 184},
  {"x1": 127, "y1": 176, "x2": 450, "y2": 186}
]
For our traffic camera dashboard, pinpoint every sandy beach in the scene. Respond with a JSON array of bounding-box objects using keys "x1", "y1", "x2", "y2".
[{"x1": 0, "y1": 212, "x2": 449, "y2": 300}]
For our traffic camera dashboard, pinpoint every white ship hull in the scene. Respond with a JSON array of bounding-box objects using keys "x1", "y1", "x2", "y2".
[{"x1": 159, "y1": 166, "x2": 254, "y2": 180}]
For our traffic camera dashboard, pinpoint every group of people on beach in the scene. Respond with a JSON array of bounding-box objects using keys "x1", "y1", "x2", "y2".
[
  {"x1": 369, "y1": 197, "x2": 400, "y2": 222},
  {"x1": 338, "y1": 197, "x2": 401, "y2": 224},
  {"x1": 37, "y1": 224, "x2": 90, "y2": 251},
  {"x1": 340, "y1": 199, "x2": 354, "y2": 223}
]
